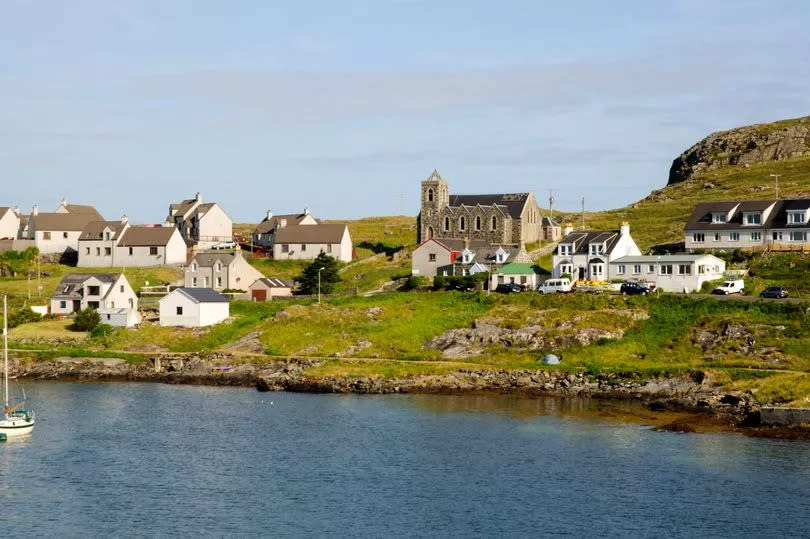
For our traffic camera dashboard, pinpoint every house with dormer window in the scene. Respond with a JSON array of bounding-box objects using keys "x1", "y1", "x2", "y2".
[
  {"x1": 685, "y1": 199, "x2": 810, "y2": 250},
  {"x1": 411, "y1": 238, "x2": 517, "y2": 278},
  {"x1": 552, "y1": 222, "x2": 641, "y2": 281},
  {"x1": 184, "y1": 248, "x2": 263, "y2": 291},
  {"x1": 50, "y1": 273, "x2": 140, "y2": 326},
  {"x1": 166, "y1": 192, "x2": 233, "y2": 249}
]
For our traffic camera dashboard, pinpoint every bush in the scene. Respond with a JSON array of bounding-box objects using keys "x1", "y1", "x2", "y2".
[
  {"x1": 403, "y1": 275, "x2": 427, "y2": 291},
  {"x1": 72, "y1": 308, "x2": 100, "y2": 332},
  {"x1": 432, "y1": 275, "x2": 448, "y2": 290},
  {"x1": 89, "y1": 323, "x2": 115, "y2": 339},
  {"x1": 6, "y1": 308, "x2": 42, "y2": 328},
  {"x1": 561, "y1": 273, "x2": 573, "y2": 282}
]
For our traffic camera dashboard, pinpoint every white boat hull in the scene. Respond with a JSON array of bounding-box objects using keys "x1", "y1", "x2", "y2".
[{"x1": 0, "y1": 418, "x2": 35, "y2": 437}]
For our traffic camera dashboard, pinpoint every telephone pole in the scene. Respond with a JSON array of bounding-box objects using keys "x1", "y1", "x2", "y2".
[
  {"x1": 548, "y1": 190, "x2": 555, "y2": 220},
  {"x1": 581, "y1": 197, "x2": 586, "y2": 230},
  {"x1": 770, "y1": 174, "x2": 781, "y2": 199}
]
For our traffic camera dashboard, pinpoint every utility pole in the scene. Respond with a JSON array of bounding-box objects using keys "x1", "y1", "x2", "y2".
[
  {"x1": 770, "y1": 174, "x2": 781, "y2": 199},
  {"x1": 548, "y1": 190, "x2": 555, "y2": 220},
  {"x1": 581, "y1": 197, "x2": 586, "y2": 231}
]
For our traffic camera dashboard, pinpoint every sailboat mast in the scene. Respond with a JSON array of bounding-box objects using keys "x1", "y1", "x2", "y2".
[{"x1": 3, "y1": 295, "x2": 9, "y2": 416}]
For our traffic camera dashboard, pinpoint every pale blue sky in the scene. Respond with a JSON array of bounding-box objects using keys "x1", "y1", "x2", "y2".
[{"x1": 2, "y1": 1, "x2": 809, "y2": 222}]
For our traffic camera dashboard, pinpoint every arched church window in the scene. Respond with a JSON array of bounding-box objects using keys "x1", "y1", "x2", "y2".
[
  {"x1": 428, "y1": 189, "x2": 434, "y2": 202},
  {"x1": 460, "y1": 216, "x2": 466, "y2": 231},
  {"x1": 491, "y1": 216, "x2": 497, "y2": 231},
  {"x1": 444, "y1": 217, "x2": 450, "y2": 231},
  {"x1": 475, "y1": 216, "x2": 481, "y2": 231}
]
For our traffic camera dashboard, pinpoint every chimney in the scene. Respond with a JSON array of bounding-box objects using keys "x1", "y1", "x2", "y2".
[
  {"x1": 279, "y1": 218, "x2": 288, "y2": 228},
  {"x1": 563, "y1": 224, "x2": 573, "y2": 236},
  {"x1": 32, "y1": 204, "x2": 39, "y2": 216},
  {"x1": 304, "y1": 207, "x2": 311, "y2": 216},
  {"x1": 195, "y1": 192, "x2": 202, "y2": 202},
  {"x1": 463, "y1": 237, "x2": 470, "y2": 250},
  {"x1": 121, "y1": 214, "x2": 129, "y2": 224},
  {"x1": 620, "y1": 221, "x2": 630, "y2": 236},
  {"x1": 266, "y1": 210, "x2": 273, "y2": 220},
  {"x1": 61, "y1": 197, "x2": 67, "y2": 207},
  {"x1": 13, "y1": 206, "x2": 19, "y2": 216}
]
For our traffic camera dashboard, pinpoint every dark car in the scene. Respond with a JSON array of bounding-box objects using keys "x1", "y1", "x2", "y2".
[
  {"x1": 495, "y1": 283, "x2": 524, "y2": 294},
  {"x1": 620, "y1": 282, "x2": 651, "y2": 296},
  {"x1": 760, "y1": 286, "x2": 788, "y2": 299}
]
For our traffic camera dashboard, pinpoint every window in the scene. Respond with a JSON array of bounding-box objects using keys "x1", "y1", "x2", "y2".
[
  {"x1": 590, "y1": 264, "x2": 604, "y2": 278},
  {"x1": 110, "y1": 301, "x2": 115, "y2": 309},
  {"x1": 692, "y1": 233, "x2": 705, "y2": 243},
  {"x1": 788, "y1": 211, "x2": 805, "y2": 224},
  {"x1": 63, "y1": 232, "x2": 68, "y2": 239},
  {"x1": 648, "y1": 264, "x2": 655, "y2": 274},
  {"x1": 85, "y1": 247, "x2": 90, "y2": 255},
  {"x1": 773, "y1": 231, "x2": 783, "y2": 241},
  {"x1": 59, "y1": 301, "x2": 66, "y2": 308},
  {"x1": 88, "y1": 286, "x2": 100, "y2": 295},
  {"x1": 105, "y1": 247, "x2": 111, "y2": 256},
  {"x1": 429, "y1": 253, "x2": 436, "y2": 262},
  {"x1": 475, "y1": 216, "x2": 481, "y2": 231},
  {"x1": 714, "y1": 233, "x2": 721, "y2": 242},
  {"x1": 617, "y1": 265, "x2": 625, "y2": 275},
  {"x1": 678, "y1": 264, "x2": 692, "y2": 275},
  {"x1": 729, "y1": 232, "x2": 740, "y2": 242},
  {"x1": 589, "y1": 244, "x2": 604, "y2": 255},
  {"x1": 427, "y1": 189, "x2": 433, "y2": 202},
  {"x1": 327, "y1": 244, "x2": 332, "y2": 253},
  {"x1": 745, "y1": 213, "x2": 761, "y2": 225},
  {"x1": 105, "y1": 232, "x2": 111, "y2": 240},
  {"x1": 751, "y1": 232, "x2": 761, "y2": 242},
  {"x1": 203, "y1": 277, "x2": 209, "y2": 287},
  {"x1": 790, "y1": 231, "x2": 807, "y2": 242},
  {"x1": 633, "y1": 265, "x2": 641, "y2": 275},
  {"x1": 215, "y1": 263, "x2": 221, "y2": 272},
  {"x1": 43, "y1": 232, "x2": 51, "y2": 240},
  {"x1": 301, "y1": 244, "x2": 307, "y2": 252},
  {"x1": 129, "y1": 247, "x2": 133, "y2": 256},
  {"x1": 660, "y1": 265, "x2": 673, "y2": 275},
  {"x1": 459, "y1": 217, "x2": 466, "y2": 231},
  {"x1": 176, "y1": 306, "x2": 183, "y2": 315},
  {"x1": 120, "y1": 285, "x2": 124, "y2": 293},
  {"x1": 96, "y1": 247, "x2": 101, "y2": 256},
  {"x1": 491, "y1": 216, "x2": 497, "y2": 231},
  {"x1": 444, "y1": 217, "x2": 450, "y2": 231},
  {"x1": 216, "y1": 277, "x2": 222, "y2": 288},
  {"x1": 282, "y1": 244, "x2": 289, "y2": 253},
  {"x1": 192, "y1": 277, "x2": 198, "y2": 287},
  {"x1": 520, "y1": 276, "x2": 527, "y2": 285},
  {"x1": 713, "y1": 213, "x2": 727, "y2": 223},
  {"x1": 106, "y1": 314, "x2": 111, "y2": 320},
  {"x1": 149, "y1": 246, "x2": 158, "y2": 255}
]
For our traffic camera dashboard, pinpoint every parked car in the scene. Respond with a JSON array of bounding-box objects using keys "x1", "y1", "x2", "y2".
[
  {"x1": 212, "y1": 241, "x2": 237, "y2": 250},
  {"x1": 620, "y1": 282, "x2": 651, "y2": 296},
  {"x1": 495, "y1": 283, "x2": 523, "y2": 294},
  {"x1": 760, "y1": 286, "x2": 788, "y2": 299},
  {"x1": 712, "y1": 279, "x2": 745, "y2": 295},
  {"x1": 537, "y1": 278, "x2": 573, "y2": 294}
]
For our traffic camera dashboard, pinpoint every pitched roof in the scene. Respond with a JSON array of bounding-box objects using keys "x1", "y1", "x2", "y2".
[
  {"x1": 31, "y1": 212, "x2": 100, "y2": 232},
  {"x1": 79, "y1": 221, "x2": 127, "y2": 241},
  {"x1": 64, "y1": 204, "x2": 103, "y2": 219},
  {"x1": 118, "y1": 226, "x2": 178, "y2": 247},
  {"x1": 559, "y1": 230, "x2": 622, "y2": 255},
  {"x1": 274, "y1": 223, "x2": 348, "y2": 244},
  {"x1": 255, "y1": 277, "x2": 293, "y2": 288},
  {"x1": 176, "y1": 287, "x2": 229, "y2": 303},
  {"x1": 254, "y1": 213, "x2": 312, "y2": 234},
  {"x1": 681, "y1": 199, "x2": 810, "y2": 230},
  {"x1": 448, "y1": 193, "x2": 529, "y2": 219},
  {"x1": 0, "y1": 207, "x2": 11, "y2": 218},
  {"x1": 542, "y1": 216, "x2": 559, "y2": 227},
  {"x1": 190, "y1": 251, "x2": 237, "y2": 267},
  {"x1": 497, "y1": 262, "x2": 547, "y2": 275},
  {"x1": 52, "y1": 273, "x2": 121, "y2": 299}
]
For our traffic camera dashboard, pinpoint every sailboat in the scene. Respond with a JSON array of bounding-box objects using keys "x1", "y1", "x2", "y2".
[{"x1": 0, "y1": 295, "x2": 35, "y2": 438}]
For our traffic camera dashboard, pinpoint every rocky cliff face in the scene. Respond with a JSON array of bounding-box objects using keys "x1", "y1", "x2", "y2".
[{"x1": 668, "y1": 116, "x2": 810, "y2": 185}]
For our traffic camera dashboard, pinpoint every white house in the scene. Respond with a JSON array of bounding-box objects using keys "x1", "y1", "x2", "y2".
[
  {"x1": 609, "y1": 254, "x2": 726, "y2": 293},
  {"x1": 159, "y1": 288, "x2": 230, "y2": 327},
  {"x1": 685, "y1": 199, "x2": 810, "y2": 251},
  {"x1": 253, "y1": 209, "x2": 318, "y2": 249},
  {"x1": 50, "y1": 273, "x2": 139, "y2": 323},
  {"x1": 552, "y1": 222, "x2": 641, "y2": 281},
  {"x1": 412, "y1": 238, "x2": 517, "y2": 279},
  {"x1": 185, "y1": 248, "x2": 264, "y2": 291},
  {"x1": 78, "y1": 220, "x2": 187, "y2": 268},
  {"x1": 490, "y1": 262, "x2": 548, "y2": 290},
  {"x1": 272, "y1": 223, "x2": 353, "y2": 263},
  {"x1": 247, "y1": 277, "x2": 294, "y2": 301},
  {"x1": 167, "y1": 193, "x2": 233, "y2": 249},
  {"x1": 0, "y1": 207, "x2": 21, "y2": 240},
  {"x1": 26, "y1": 202, "x2": 105, "y2": 256}
]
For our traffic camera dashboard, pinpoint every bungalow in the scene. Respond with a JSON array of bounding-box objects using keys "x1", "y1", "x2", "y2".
[
  {"x1": 552, "y1": 222, "x2": 641, "y2": 281},
  {"x1": 609, "y1": 254, "x2": 726, "y2": 293},
  {"x1": 272, "y1": 223, "x2": 353, "y2": 263},
  {"x1": 253, "y1": 209, "x2": 318, "y2": 250},
  {"x1": 159, "y1": 288, "x2": 230, "y2": 327},
  {"x1": 50, "y1": 273, "x2": 139, "y2": 326},
  {"x1": 685, "y1": 199, "x2": 810, "y2": 251},
  {"x1": 490, "y1": 262, "x2": 548, "y2": 290},
  {"x1": 247, "y1": 277, "x2": 294, "y2": 301},
  {"x1": 166, "y1": 192, "x2": 233, "y2": 249},
  {"x1": 78, "y1": 219, "x2": 187, "y2": 267},
  {"x1": 184, "y1": 248, "x2": 264, "y2": 291}
]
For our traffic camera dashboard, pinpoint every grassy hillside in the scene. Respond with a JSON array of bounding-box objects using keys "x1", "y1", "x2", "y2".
[{"x1": 577, "y1": 155, "x2": 810, "y2": 250}]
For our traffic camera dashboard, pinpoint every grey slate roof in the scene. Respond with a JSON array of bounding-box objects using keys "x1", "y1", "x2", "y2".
[
  {"x1": 191, "y1": 251, "x2": 236, "y2": 267},
  {"x1": 448, "y1": 193, "x2": 529, "y2": 219},
  {"x1": 254, "y1": 213, "x2": 312, "y2": 234},
  {"x1": 79, "y1": 221, "x2": 127, "y2": 241},
  {"x1": 559, "y1": 230, "x2": 621, "y2": 255},
  {"x1": 31, "y1": 212, "x2": 101, "y2": 232},
  {"x1": 177, "y1": 287, "x2": 229, "y2": 303},
  {"x1": 685, "y1": 199, "x2": 810, "y2": 230},
  {"x1": 274, "y1": 223, "x2": 347, "y2": 244},
  {"x1": 52, "y1": 273, "x2": 120, "y2": 299},
  {"x1": 118, "y1": 226, "x2": 178, "y2": 247}
]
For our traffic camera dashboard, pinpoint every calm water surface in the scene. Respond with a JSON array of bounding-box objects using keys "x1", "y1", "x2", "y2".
[{"x1": 1, "y1": 382, "x2": 809, "y2": 537}]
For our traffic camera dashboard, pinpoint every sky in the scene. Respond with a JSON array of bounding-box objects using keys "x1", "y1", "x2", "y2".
[{"x1": 2, "y1": 0, "x2": 809, "y2": 223}]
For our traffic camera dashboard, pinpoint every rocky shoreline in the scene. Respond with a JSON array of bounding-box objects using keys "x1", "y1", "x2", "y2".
[{"x1": 7, "y1": 355, "x2": 809, "y2": 438}]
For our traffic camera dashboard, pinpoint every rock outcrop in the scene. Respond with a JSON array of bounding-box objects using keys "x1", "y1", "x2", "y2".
[{"x1": 668, "y1": 116, "x2": 810, "y2": 185}]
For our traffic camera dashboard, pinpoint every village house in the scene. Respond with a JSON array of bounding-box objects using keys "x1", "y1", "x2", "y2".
[
  {"x1": 541, "y1": 216, "x2": 562, "y2": 241},
  {"x1": 166, "y1": 192, "x2": 233, "y2": 249},
  {"x1": 50, "y1": 273, "x2": 139, "y2": 327},
  {"x1": 159, "y1": 288, "x2": 230, "y2": 327},
  {"x1": 491, "y1": 262, "x2": 548, "y2": 290},
  {"x1": 0, "y1": 207, "x2": 21, "y2": 240},
  {"x1": 247, "y1": 277, "x2": 294, "y2": 301},
  {"x1": 609, "y1": 253, "x2": 726, "y2": 293},
  {"x1": 25, "y1": 201, "x2": 105, "y2": 256},
  {"x1": 78, "y1": 218, "x2": 187, "y2": 268},
  {"x1": 272, "y1": 223, "x2": 353, "y2": 263},
  {"x1": 685, "y1": 199, "x2": 810, "y2": 251},
  {"x1": 412, "y1": 238, "x2": 517, "y2": 279},
  {"x1": 416, "y1": 169, "x2": 543, "y2": 245},
  {"x1": 552, "y1": 223, "x2": 642, "y2": 281},
  {"x1": 184, "y1": 248, "x2": 264, "y2": 291},
  {"x1": 252, "y1": 209, "x2": 318, "y2": 250}
]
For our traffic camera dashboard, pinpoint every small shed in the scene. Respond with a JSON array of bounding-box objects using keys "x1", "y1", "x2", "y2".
[
  {"x1": 491, "y1": 262, "x2": 548, "y2": 290},
  {"x1": 159, "y1": 288, "x2": 230, "y2": 328},
  {"x1": 247, "y1": 277, "x2": 294, "y2": 301},
  {"x1": 98, "y1": 307, "x2": 141, "y2": 328}
]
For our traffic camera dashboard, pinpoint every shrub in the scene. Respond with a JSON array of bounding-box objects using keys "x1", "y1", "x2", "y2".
[
  {"x1": 403, "y1": 275, "x2": 427, "y2": 291},
  {"x1": 561, "y1": 273, "x2": 573, "y2": 281},
  {"x1": 6, "y1": 308, "x2": 42, "y2": 328},
  {"x1": 90, "y1": 323, "x2": 115, "y2": 339},
  {"x1": 72, "y1": 308, "x2": 100, "y2": 332},
  {"x1": 432, "y1": 275, "x2": 448, "y2": 290}
]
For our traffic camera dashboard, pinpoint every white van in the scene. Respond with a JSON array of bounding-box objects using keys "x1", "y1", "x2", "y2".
[
  {"x1": 538, "y1": 278, "x2": 573, "y2": 294},
  {"x1": 712, "y1": 279, "x2": 745, "y2": 295}
]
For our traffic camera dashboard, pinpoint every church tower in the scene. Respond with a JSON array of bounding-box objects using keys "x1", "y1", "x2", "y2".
[{"x1": 419, "y1": 169, "x2": 449, "y2": 241}]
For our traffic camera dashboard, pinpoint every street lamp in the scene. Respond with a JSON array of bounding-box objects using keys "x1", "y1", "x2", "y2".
[{"x1": 317, "y1": 267, "x2": 325, "y2": 304}]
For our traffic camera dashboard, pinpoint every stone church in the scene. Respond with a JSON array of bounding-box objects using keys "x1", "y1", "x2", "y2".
[{"x1": 416, "y1": 170, "x2": 542, "y2": 245}]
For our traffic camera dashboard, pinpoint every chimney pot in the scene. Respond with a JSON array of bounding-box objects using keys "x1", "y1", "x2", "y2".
[
  {"x1": 266, "y1": 210, "x2": 273, "y2": 220},
  {"x1": 32, "y1": 204, "x2": 39, "y2": 216},
  {"x1": 121, "y1": 214, "x2": 129, "y2": 224},
  {"x1": 195, "y1": 192, "x2": 201, "y2": 202}
]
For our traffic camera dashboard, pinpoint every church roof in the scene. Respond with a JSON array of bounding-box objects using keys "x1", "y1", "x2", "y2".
[{"x1": 448, "y1": 193, "x2": 529, "y2": 219}]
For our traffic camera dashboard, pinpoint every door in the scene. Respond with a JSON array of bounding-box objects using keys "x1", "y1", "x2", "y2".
[{"x1": 252, "y1": 289, "x2": 267, "y2": 302}]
